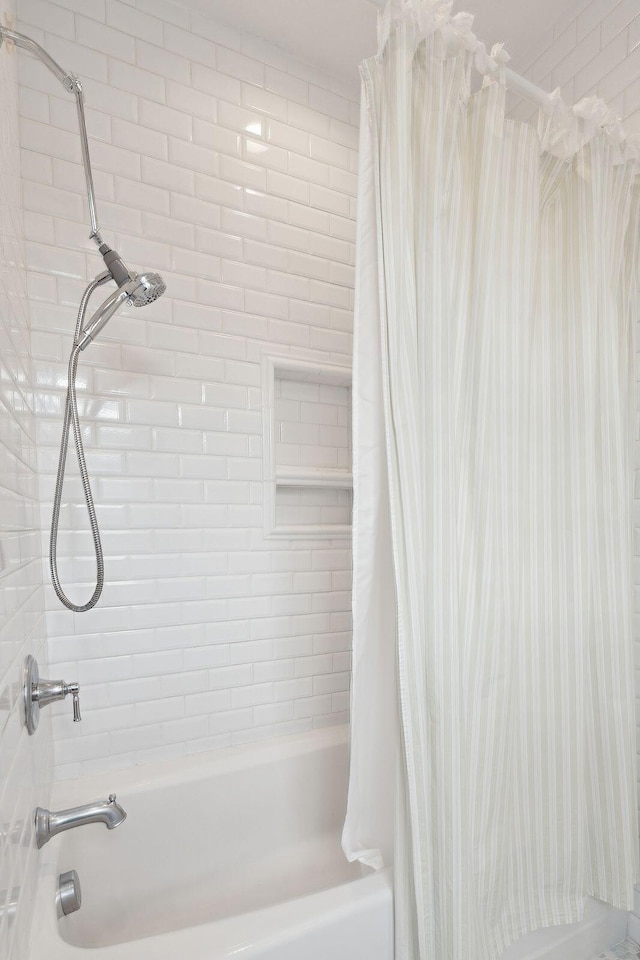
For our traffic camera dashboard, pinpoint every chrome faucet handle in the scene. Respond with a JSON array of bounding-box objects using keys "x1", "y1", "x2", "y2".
[
  {"x1": 69, "y1": 682, "x2": 81, "y2": 722},
  {"x1": 23, "y1": 656, "x2": 81, "y2": 735}
]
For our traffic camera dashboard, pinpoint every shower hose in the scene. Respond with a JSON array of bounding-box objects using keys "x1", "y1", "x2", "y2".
[{"x1": 49, "y1": 273, "x2": 112, "y2": 612}]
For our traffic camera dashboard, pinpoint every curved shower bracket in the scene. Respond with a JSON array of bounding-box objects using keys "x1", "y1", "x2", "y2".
[{"x1": 0, "y1": 26, "x2": 104, "y2": 246}]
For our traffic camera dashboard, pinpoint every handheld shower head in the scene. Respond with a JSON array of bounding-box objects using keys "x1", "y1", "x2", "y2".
[
  {"x1": 77, "y1": 271, "x2": 167, "y2": 351},
  {"x1": 128, "y1": 272, "x2": 167, "y2": 307},
  {"x1": 97, "y1": 243, "x2": 166, "y2": 308}
]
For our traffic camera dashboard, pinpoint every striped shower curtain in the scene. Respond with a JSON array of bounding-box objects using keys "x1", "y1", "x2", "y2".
[{"x1": 342, "y1": 3, "x2": 640, "y2": 959}]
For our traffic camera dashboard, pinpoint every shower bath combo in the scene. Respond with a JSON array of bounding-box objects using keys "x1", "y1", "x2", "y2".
[{"x1": 0, "y1": 26, "x2": 166, "y2": 612}]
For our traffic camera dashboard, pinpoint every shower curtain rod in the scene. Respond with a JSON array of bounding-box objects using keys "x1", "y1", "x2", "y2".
[{"x1": 364, "y1": 0, "x2": 551, "y2": 108}]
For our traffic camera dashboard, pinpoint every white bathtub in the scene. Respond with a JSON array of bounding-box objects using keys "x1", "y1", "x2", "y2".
[
  {"x1": 29, "y1": 723, "x2": 627, "y2": 960},
  {"x1": 29, "y1": 725, "x2": 393, "y2": 960}
]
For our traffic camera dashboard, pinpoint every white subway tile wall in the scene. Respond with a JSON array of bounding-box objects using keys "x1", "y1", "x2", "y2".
[
  {"x1": 17, "y1": 0, "x2": 358, "y2": 778},
  {"x1": 274, "y1": 377, "x2": 352, "y2": 472},
  {"x1": 275, "y1": 486, "x2": 352, "y2": 529},
  {"x1": 509, "y1": 0, "x2": 640, "y2": 130},
  {"x1": 13, "y1": 0, "x2": 640, "y2": 815},
  {"x1": 0, "y1": 3, "x2": 51, "y2": 957}
]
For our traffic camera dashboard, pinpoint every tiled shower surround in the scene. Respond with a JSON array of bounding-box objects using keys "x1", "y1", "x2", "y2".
[
  {"x1": 13, "y1": 0, "x2": 640, "y2": 788},
  {"x1": 0, "y1": 0, "x2": 639, "y2": 955},
  {"x1": 17, "y1": 0, "x2": 358, "y2": 778},
  {"x1": 0, "y1": 1, "x2": 51, "y2": 956}
]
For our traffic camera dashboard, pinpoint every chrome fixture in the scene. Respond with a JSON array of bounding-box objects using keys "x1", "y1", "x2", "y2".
[
  {"x1": 56, "y1": 870, "x2": 82, "y2": 918},
  {"x1": 0, "y1": 27, "x2": 100, "y2": 239},
  {"x1": 35, "y1": 795, "x2": 127, "y2": 848},
  {"x1": 77, "y1": 246, "x2": 166, "y2": 352},
  {"x1": 49, "y1": 261, "x2": 166, "y2": 613},
  {"x1": 0, "y1": 26, "x2": 167, "y2": 612},
  {"x1": 23, "y1": 655, "x2": 81, "y2": 736}
]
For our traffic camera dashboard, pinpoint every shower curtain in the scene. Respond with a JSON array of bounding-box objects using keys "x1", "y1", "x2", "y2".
[{"x1": 342, "y1": 3, "x2": 640, "y2": 959}]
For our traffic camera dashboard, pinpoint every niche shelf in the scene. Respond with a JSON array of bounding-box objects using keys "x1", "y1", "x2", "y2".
[{"x1": 261, "y1": 353, "x2": 352, "y2": 540}]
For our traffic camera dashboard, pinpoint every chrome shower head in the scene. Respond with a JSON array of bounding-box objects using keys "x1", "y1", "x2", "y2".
[
  {"x1": 128, "y1": 272, "x2": 167, "y2": 307},
  {"x1": 77, "y1": 270, "x2": 167, "y2": 351}
]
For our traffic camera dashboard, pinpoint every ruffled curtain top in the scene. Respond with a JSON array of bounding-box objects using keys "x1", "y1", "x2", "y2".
[{"x1": 374, "y1": 0, "x2": 640, "y2": 163}]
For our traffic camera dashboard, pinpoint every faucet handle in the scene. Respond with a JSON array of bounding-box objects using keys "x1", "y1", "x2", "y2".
[
  {"x1": 23, "y1": 656, "x2": 82, "y2": 735},
  {"x1": 68, "y1": 682, "x2": 81, "y2": 722}
]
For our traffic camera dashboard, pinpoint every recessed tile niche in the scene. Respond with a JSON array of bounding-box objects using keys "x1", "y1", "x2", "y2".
[{"x1": 262, "y1": 354, "x2": 352, "y2": 539}]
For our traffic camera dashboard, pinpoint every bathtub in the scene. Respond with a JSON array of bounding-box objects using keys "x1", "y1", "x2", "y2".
[
  {"x1": 29, "y1": 725, "x2": 393, "y2": 959},
  {"x1": 29, "y1": 722, "x2": 627, "y2": 960}
]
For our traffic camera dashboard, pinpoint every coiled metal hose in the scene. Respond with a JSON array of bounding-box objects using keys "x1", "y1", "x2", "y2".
[{"x1": 49, "y1": 274, "x2": 112, "y2": 612}]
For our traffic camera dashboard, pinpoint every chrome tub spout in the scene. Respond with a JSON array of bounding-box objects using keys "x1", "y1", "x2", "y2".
[{"x1": 35, "y1": 794, "x2": 126, "y2": 848}]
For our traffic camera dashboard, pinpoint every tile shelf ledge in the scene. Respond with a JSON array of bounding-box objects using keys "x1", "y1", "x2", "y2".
[
  {"x1": 276, "y1": 466, "x2": 353, "y2": 489},
  {"x1": 271, "y1": 523, "x2": 352, "y2": 540}
]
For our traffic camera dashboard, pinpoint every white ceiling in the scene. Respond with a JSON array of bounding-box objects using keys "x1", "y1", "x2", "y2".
[{"x1": 183, "y1": 0, "x2": 585, "y2": 84}]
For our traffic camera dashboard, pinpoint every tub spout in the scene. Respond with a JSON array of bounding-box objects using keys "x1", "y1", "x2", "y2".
[{"x1": 35, "y1": 794, "x2": 127, "y2": 848}]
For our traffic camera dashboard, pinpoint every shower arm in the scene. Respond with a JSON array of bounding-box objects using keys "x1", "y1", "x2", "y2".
[{"x1": 0, "y1": 27, "x2": 104, "y2": 247}]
